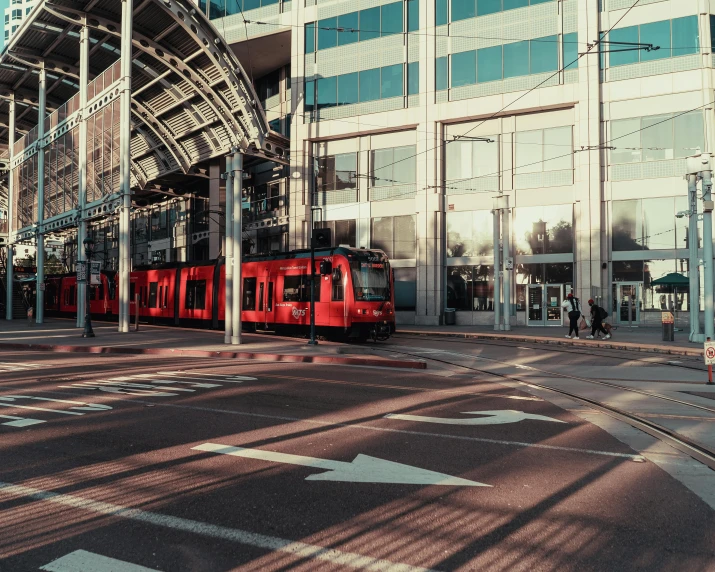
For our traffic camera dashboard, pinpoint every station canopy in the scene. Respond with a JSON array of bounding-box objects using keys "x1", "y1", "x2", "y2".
[{"x1": 0, "y1": 0, "x2": 289, "y2": 212}]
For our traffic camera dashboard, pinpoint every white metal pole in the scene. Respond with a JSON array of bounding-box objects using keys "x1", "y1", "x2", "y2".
[
  {"x1": 118, "y1": 0, "x2": 133, "y2": 333},
  {"x1": 6, "y1": 93, "x2": 14, "y2": 321},
  {"x1": 224, "y1": 154, "x2": 233, "y2": 344},
  {"x1": 76, "y1": 23, "x2": 89, "y2": 328},
  {"x1": 36, "y1": 66, "x2": 47, "y2": 324},
  {"x1": 502, "y1": 205, "x2": 511, "y2": 331},
  {"x1": 232, "y1": 151, "x2": 243, "y2": 345},
  {"x1": 702, "y1": 168, "x2": 714, "y2": 340},
  {"x1": 687, "y1": 174, "x2": 701, "y2": 341},
  {"x1": 493, "y1": 207, "x2": 501, "y2": 330}
]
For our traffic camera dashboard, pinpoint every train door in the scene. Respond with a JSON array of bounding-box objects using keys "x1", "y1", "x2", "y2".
[
  {"x1": 159, "y1": 272, "x2": 172, "y2": 319},
  {"x1": 264, "y1": 271, "x2": 274, "y2": 328}
]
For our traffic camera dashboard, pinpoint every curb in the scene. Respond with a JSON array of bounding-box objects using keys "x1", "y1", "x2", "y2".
[
  {"x1": 0, "y1": 342, "x2": 427, "y2": 370},
  {"x1": 397, "y1": 330, "x2": 704, "y2": 358}
]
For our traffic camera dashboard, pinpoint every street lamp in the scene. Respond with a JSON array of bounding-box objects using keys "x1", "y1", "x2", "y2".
[{"x1": 82, "y1": 236, "x2": 95, "y2": 338}]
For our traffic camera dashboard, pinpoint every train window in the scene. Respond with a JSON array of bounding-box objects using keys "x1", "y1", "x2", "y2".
[
  {"x1": 258, "y1": 282, "x2": 264, "y2": 311},
  {"x1": 267, "y1": 282, "x2": 273, "y2": 311},
  {"x1": 185, "y1": 279, "x2": 207, "y2": 310},
  {"x1": 130, "y1": 283, "x2": 136, "y2": 302},
  {"x1": 70, "y1": 286, "x2": 76, "y2": 305},
  {"x1": 283, "y1": 275, "x2": 320, "y2": 302},
  {"x1": 332, "y1": 267, "x2": 344, "y2": 301},
  {"x1": 243, "y1": 278, "x2": 257, "y2": 310},
  {"x1": 157, "y1": 285, "x2": 162, "y2": 309},
  {"x1": 164, "y1": 284, "x2": 169, "y2": 308}
]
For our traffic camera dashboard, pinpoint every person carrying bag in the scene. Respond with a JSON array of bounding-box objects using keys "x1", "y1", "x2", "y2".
[{"x1": 561, "y1": 293, "x2": 582, "y2": 339}]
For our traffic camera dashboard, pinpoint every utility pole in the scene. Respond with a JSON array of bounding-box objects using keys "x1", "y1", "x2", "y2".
[{"x1": 685, "y1": 174, "x2": 701, "y2": 342}]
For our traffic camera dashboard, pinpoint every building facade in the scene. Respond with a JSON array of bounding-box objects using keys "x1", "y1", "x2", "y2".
[
  {"x1": 3, "y1": 0, "x2": 35, "y2": 44},
  {"x1": 197, "y1": 0, "x2": 712, "y2": 328}
]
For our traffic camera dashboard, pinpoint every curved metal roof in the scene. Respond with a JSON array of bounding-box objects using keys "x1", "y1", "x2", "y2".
[{"x1": 0, "y1": 0, "x2": 288, "y2": 192}]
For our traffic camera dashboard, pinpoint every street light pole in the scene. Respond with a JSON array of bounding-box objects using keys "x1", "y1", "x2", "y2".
[
  {"x1": 308, "y1": 206, "x2": 320, "y2": 346},
  {"x1": 82, "y1": 236, "x2": 95, "y2": 338}
]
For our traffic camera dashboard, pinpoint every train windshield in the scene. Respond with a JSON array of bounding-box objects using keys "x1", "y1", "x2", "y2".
[{"x1": 350, "y1": 260, "x2": 390, "y2": 301}]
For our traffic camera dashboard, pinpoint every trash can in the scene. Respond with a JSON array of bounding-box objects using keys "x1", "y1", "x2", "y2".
[
  {"x1": 662, "y1": 321, "x2": 674, "y2": 341},
  {"x1": 444, "y1": 308, "x2": 456, "y2": 325}
]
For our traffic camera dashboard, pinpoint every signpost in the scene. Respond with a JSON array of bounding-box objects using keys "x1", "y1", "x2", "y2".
[
  {"x1": 76, "y1": 261, "x2": 87, "y2": 282},
  {"x1": 704, "y1": 338, "x2": 715, "y2": 385}
]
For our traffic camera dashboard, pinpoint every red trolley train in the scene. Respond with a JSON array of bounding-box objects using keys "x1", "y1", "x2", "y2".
[{"x1": 45, "y1": 247, "x2": 396, "y2": 341}]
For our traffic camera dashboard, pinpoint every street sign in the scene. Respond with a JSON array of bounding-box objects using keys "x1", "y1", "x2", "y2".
[
  {"x1": 384, "y1": 410, "x2": 566, "y2": 426},
  {"x1": 76, "y1": 261, "x2": 87, "y2": 282},
  {"x1": 704, "y1": 341, "x2": 715, "y2": 365},
  {"x1": 193, "y1": 443, "x2": 489, "y2": 486},
  {"x1": 90, "y1": 261, "x2": 101, "y2": 285},
  {"x1": 661, "y1": 312, "x2": 674, "y2": 324}
]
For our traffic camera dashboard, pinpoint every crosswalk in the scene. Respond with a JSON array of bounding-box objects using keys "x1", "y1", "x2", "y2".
[{"x1": 0, "y1": 362, "x2": 44, "y2": 372}]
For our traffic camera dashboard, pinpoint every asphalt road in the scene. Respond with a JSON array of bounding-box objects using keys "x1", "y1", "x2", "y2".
[{"x1": 0, "y1": 348, "x2": 713, "y2": 571}]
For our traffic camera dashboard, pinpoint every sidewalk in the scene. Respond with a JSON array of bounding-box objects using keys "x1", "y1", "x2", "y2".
[
  {"x1": 0, "y1": 319, "x2": 426, "y2": 369},
  {"x1": 397, "y1": 324, "x2": 706, "y2": 358}
]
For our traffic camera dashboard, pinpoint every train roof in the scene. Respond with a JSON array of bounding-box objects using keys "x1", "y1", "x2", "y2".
[{"x1": 244, "y1": 247, "x2": 388, "y2": 263}]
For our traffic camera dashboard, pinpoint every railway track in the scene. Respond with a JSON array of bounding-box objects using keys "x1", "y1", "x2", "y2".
[{"x1": 373, "y1": 339, "x2": 715, "y2": 471}]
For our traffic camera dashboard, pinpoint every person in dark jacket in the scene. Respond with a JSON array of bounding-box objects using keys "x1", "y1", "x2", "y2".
[
  {"x1": 586, "y1": 299, "x2": 611, "y2": 339},
  {"x1": 561, "y1": 293, "x2": 582, "y2": 339}
]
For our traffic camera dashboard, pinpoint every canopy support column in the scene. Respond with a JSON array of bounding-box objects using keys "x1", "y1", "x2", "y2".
[
  {"x1": 77, "y1": 22, "x2": 89, "y2": 328},
  {"x1": 5, "y1": 93, "x2": 14, "y2": 321},
  {"x1": 231, "y1": 150, "x2": 243, "y2": 345},
  {"x1": 36, "y1": 66, "x2": 46, "y2": 325},
  {"x1": 224, "y1": 154, "x2": 233, "y2": 344},
  {"x1": 118, "y1": 0, "x2": 133, "y2": 333}
]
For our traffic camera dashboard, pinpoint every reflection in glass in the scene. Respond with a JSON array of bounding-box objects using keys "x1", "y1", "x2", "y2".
[
  {"x1": 643, "y1": 197, "x2": 675, "y2": 249},
  {"x1": 513, "y1": 205, "x2": 573, "y2": 255},
  {"x1": 446, "y1": 210, "x2": 493, "y2": 257},
  {"x1": 612, "y1": 200, "x2": 642, "y2": 251},
  {"x1": 451, "y1": 51, "x2": 477, "y2": 87},
  {"x1": 447, "y1": 265, "x2": 494, "y2": 311},
  {"x1": 394, "y1": 267, "x2": 417, "y2": 310}
]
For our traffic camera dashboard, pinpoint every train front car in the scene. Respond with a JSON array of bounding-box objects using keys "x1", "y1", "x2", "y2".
[{"x1": 344, "y1": 248, "x2": 395, "y2": 341}]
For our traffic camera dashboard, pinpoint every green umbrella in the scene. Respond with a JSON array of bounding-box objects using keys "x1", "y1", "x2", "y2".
[{"x1": 651, "y1": 272, "x2": 689, "y2": 286}]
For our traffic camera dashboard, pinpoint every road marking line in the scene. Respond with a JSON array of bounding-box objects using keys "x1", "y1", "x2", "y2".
[
  {"x1": 0, "y1": 402, "x2": 84, "y2": 416},
  {"x1": 194, "y1": 443, "x2": 488, "y2": 486},
  {"x1": 41, "y1": 550, "x2": 161, "y2": 572},
  {"x1": 157, "y1": 371, "x2": 257, "y2": 382},
  {"x1": 385, "y1": 410, "x2": 566, "y2": 426},
  {"x1": 0, "y1": 414, "x2": 45, "y2": 427},
  {"x1": 1, "y1": 482, "x2": 437, "y2": 572}
]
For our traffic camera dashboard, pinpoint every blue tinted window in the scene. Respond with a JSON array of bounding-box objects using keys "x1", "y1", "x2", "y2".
[
  {"x1": 382, "y1": 3, "x2": 403, "y2": 36},
  {"x1": 243, "y1": 0, "x2": 260, "y2": 10},
  {"x1": 226, "y1": 0, "x2": 241, "y2": 15},
  {"x1": 452, "y1": 0, "x2": 475, "y2": 21},
  {"x1": 408, "y1": 62, "x2": 419, "y2": 94},
  {"x1": 672, "y1": 16, "x2": 699, "y2": 57},
  {"x1": 711, "y1": 15, "x2": 715, "y2": 50},
  {"x1": 530, "y1": 0, "x2": 553, "y2": 4},
  {"x1": 408, "y1": 0, "x2": 419, "y2": 32},
  {"x1": 436, "y1": 0, "x2": 448, "y2": 26},
  {"x1": 360, "y1": 7, "x2": 381, "y2": 41},
  {"x1": 317, "y1": 76, "x2": 337, "y2": 109},
  {"x1": 337, "y1": 12, "x2": 359, "y2": 46},
  {"x1": 338, "y1": 72, "x2": 359, "y2": 105},
  {"x1": 563, "y1": 32, "x2": 578, "y2": 69},
  {"x1": 477, "y1": 45, "x2": 502, "y2": 82},
  {"x1": 640, "y1": 20, "x2": 670, "y2": 61},
  {"x1": 381, "y1": 64, "x2": 403, "y2": 98},
  {"x1": 262, "y1": 0, "x2": 279, "y2": 6},
  {"x1": 503, "y1": 0, "x2": 527, "y2": 10},
  {"x1": 503, "y1": 41, "x2": 529, "y2": 77},
  {"x1": 305, "y1": 80, "x2": 315, "y2": 112},
  {"x1": 269, "y1": 118, "x2": 280, "y2": 131},
  {"x1": 199, "y1": 0, "x2": 208, "y2": 14},
  {"x1": 359, "y1": 68, "x2": 381, "y2": 101},
  {"x1": 436, "y1": 57, "x2": 448, "y2": 90},
  {"x1": 609, "y1": 26, "x2": 639, "y2": 66},
  {"x1": 530, "y1": 36, "x2": 558, "y2": 74},
  {"x1": 477, "y1": 0, "x2": 500, "y2": 15},
  {"x1": 451, "y1": 50, "x2": 476, "y2": 87},
  {"x1": 305, "y1": 22, "x2": 315, "y2": 54},
  {"x1": 209, "y1": 0, "x2": 224, "y2": 19},
  {"x1": 318, "y1": 17, "x2": 337, "y2": 50}
]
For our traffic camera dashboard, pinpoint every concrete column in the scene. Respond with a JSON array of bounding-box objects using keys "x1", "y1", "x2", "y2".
[
  {"x1": 5, "y1": 93, "x2": 15, "y2": 321},
  {"x1": 76, "y1": 23, "x2": 90, "y2": 328},
  {"x1": 36, "y1": 66, "x2": 47, "y2": 324},
  {"x1": 687, "y1": 174, "x2": 701, "y2": 342},
  {"x1": 702, "y1": 169, "x2": 714, "y2": 340},
  {"x1": 118, "y1": 0, "x2": 133, "y2": 333},
  {"x1": 224, "y1": 155, "x2": 233, "y2": 344},
  {"x1": 502, "y1": 205, "x2": 511, "y2": 331},
  {"x1": 232, "y1": 151, "x2": 243, "y2": 345}
]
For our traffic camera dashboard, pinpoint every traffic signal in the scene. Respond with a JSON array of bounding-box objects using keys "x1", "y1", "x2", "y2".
[{"x1": 312, "y1": 228, "x2": 332, "y2": 248}]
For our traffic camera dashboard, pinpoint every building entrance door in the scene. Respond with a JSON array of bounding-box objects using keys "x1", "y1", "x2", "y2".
[
  {"x1": 527, "y1": 284, "x2": 564, "y2": 326},
  {"x1": 615, "y1": 283, "x2": 641, "y2": 325}
]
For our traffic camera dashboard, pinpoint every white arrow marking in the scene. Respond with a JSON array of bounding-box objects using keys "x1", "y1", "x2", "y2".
[
  {"x1": 0, "y1": 414, "x2": 45, "y2": 427},
  {"x1": 0, "y1": 395, "x2": 111, "y2": 413},
  {"x1": 158, "y1": 371, "x2": 257, "y2": 382},
  {"x1": 129, "y1": 374, "x2": 222, "y2": 388},
  {"x1": 41, "y1": 550, "x2": 161, "y2": 572},
  {"x1": 193, "y1": 443, "x2": 489, "y2": 487},
  {"x1": 384, "y1": 410, "x2": 566, "y2": 426}
]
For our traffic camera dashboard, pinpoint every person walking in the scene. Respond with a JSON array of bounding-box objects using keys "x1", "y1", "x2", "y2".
[
  {"x1": 586, "y1": 299, "x2": 611, "y2": 339},
  {"x1": 561, "y1": 293, "x2": 582, "y2": 339}
]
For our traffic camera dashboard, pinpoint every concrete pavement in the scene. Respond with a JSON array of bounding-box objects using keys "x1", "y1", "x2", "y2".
[{"x1": 0, "y1": 318, "x2": 425, "y2": 369}]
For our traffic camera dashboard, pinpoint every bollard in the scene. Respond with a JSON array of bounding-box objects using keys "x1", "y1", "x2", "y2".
[{"x1": 135, "y1": 293, "x2": 140, "y2": 332}]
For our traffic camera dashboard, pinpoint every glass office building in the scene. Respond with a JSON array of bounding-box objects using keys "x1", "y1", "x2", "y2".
[{"x1": 192, "y1": 0, "x2": 711, "y2": 327}]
